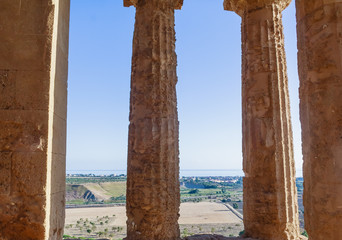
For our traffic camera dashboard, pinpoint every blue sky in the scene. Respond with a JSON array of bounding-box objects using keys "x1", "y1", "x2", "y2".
[{"x1": 67, "y1": 0, "x2": 303, "y2": 175}]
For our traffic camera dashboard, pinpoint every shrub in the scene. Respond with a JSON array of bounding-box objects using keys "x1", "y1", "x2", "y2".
[
  {"x1": 188, "y1": 189, "x2": 199, "y2": 194},
  {"x1": 182, "y1": 228, "x2": 190, "y2": 237}
]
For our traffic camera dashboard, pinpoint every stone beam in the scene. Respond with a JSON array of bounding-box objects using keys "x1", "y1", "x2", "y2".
[
  {"x1": 296, "y1": 0, "x2": 342, "y2": 239},
  {"x1": 124, "y1": 0, "x2": 181, "y2": 239},
  {"x1": 124, "y1": 0, "x2": 183, "y2": 10},
  {"x1": 224, "y1": 1, "x2": 300, "y2": 239},
  {"x1": 0, "y1": 0, "x2": 70, "y2": 239}
]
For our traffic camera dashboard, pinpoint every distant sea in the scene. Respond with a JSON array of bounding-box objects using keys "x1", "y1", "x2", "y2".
[{"x1": 66, "y1": 169, "x2": 303, "y2": 177}]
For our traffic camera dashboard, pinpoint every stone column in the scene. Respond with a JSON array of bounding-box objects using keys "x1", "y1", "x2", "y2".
[
  {"x1": 124, "y1": 0, "x2": 182, "y2": 239},
  {"x1": 0, "y1": 1, "x2": 69, "y2": 239},
  {"x1": 224, "y1": 1, "x2": 300, "y2": 239},
  {"x1": 296, "y1": 1, "x2": 342, "y2": 239}
]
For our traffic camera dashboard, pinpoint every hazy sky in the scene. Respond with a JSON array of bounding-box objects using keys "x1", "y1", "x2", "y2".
[{"x1": 67, "y1": 0, "x2": 303, "y2": 174}]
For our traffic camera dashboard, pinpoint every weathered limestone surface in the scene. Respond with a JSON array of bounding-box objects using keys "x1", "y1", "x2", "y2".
[
  {"x1": 296, "y1": 0, "x2": 342, "y2": 239},
  {"x1": 224, "y1": 1, "x2": 300, "y2": 239},
  {"x1": 224, "y1": 0, "x2": 291, "y2": 16},
  {"x1": 0, "y1": 1, "x2": 70, "y2": 239},
  {"x1": 124, "y1": 0, "x2": 182, "y2": 239}
]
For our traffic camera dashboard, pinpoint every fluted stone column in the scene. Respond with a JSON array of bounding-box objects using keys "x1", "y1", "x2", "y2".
[
  {"x1": 0, "y1": 0, "x2": 69, "y2": 239},
  {"x1": 224, "y1": 1, "x2": 300, "y2": 239},
  {"x1": 296, "y1": 1, "x2": 342, "y2": 239},
  {"x1": 124, "y1": 0, "x2": 182, "y2": 239}
]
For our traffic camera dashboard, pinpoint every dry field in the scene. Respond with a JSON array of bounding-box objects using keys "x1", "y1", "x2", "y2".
[
  {"x1": 179, "y1": 202, "x2": 242, "y2": 224},
  {"x1": 64, "y1": 202, "x2": 243, "y2": 239}
]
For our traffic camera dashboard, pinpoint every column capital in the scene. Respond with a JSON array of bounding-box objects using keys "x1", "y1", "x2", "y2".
[
  {"x1": 224, "y1": 0, "x2": 291, "y2": 16},
  {"x1": 124, "y1": 0, "x2": 183, "y2": 10}
]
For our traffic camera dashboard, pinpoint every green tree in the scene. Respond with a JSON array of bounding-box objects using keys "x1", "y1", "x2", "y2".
[
  {"x1": 301, "y1": 230, "x2": 308, "y2": 237},
  {"x1": 188, "y1": 189, "x2": 199, "y2": 194}
]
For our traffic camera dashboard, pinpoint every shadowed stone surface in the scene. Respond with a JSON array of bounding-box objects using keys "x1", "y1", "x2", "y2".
[
  {"x1": 224, "y1": 0, "x2": 300, "y2": 239},
  {"x1": 124, "y1": 0, "x2": 182, "y2": 239},
  {"x1": 0, "y1": 0, "x2": 69, "y2": 239},
  {"x1": 296, "y1": 0, "x2": 342, "y2": 239}
]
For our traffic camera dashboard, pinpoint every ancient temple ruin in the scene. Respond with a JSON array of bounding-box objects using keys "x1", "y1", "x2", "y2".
[{"x1": 0, "y1": 0, "x2": 341, "y2": 239}]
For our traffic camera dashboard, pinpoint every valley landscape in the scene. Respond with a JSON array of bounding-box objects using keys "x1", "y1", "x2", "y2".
[{"x1": 64, "y1": 174, "x2": 305, "y2": 240}]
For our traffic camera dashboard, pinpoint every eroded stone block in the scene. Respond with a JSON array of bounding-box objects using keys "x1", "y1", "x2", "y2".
[
  {"x1": 11, "y1": 152, "x2": 47, "y2": 195},
  {"x1": 0, "y1": 110, "x2": 48, "y2": 153},
  {"x1": 0, "y1": 152, "x2": 11, "y2": 194},
  {"x1": 0, "y1": 193, "x2": 46, "y2": 240}
]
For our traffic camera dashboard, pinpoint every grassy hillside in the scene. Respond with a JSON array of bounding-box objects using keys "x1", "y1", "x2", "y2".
[
  {"x1": 84, "y1": 182, "x2": 125, "y2": 201},
  {"x1": 66, "y1": 182, "x2": 127, "y2": 204},
  {"x1": 66, "y1": 184, "x2": 88, "y2": 194},
  {"x1": 100, "y1": 182, "x2": 126, "y2": 197},
  {"x1": 66, "y1": 184, "x2": 90, "y2": 204}
]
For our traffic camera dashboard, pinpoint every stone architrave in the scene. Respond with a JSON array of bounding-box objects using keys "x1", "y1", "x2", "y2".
[
  {"x1": 296, "y1": 0, "x2": 342, "y2": 239},
  {"x1": 124, "y1": 0, "x2": 183, "y2": 239},
  {"x1": 224, "y1": 0, "x2": 300, "y2": 239},
  {"x1": 0, "y1": 0, "x2": 70, "y2": 239}
]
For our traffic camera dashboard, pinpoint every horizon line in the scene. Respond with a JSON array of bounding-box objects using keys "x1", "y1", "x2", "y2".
[{"x1": 66, "y1": 168, "x2": 303, "y2": 171}]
